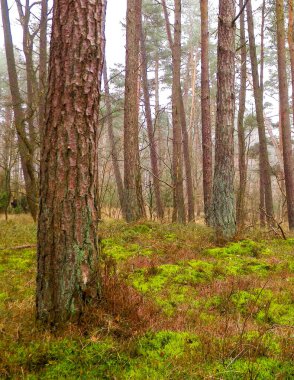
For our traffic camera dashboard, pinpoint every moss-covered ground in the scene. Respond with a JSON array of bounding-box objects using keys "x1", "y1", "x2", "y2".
[{"x1": 0, "y1": 217, "x2": 293, "y2": 379}]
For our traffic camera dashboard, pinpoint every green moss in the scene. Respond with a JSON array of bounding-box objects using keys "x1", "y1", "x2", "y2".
[
  {"x1": 163, "y1": 232, "x2": 177, "y2": 242},
  {"x1": 231, "y1": 289, "x2": 294, "y2": 326},
  {"x1": 155, "y1": 285, "x2": 195, "y2": 316},
  {"x1": 131, "y1": 264, "x2": 180, "y2": 293},
  {"x1": 0, "y1": 292, "x2": 9, "y2": 303},
  {"x1": 206, "y1": 240, "x2": 271, "y2": 258},
  {"x1": 210, "y1": 358, "x2": 294, "y2": 379},
  {"x1": 5, "y1": 338, "x2": 129, "y2": 379},
  {"x1": 268, "y1": 238, "x2": 294, "y2": 255},
  {"x1": 130, "y1": 261, "x2": 215, "y2": 315},
  {"x1": 136, "y1": 331, "x2": 200, "y2": 359},
  {"x1": 120, "y1": 224, "x2": 153, "y2": 242},
  {"x1": 102, "y1": 239, "x2": 154, "y2": 261},
  {"x1": 123, "y1": 331, "x2": 200, "y2": 379},
  {"x1": 131, "y1": 260, "x2": 215, "y2": 296},
  {"x1": 213, "y1": 256, "x2": 272, "y2": 277}
]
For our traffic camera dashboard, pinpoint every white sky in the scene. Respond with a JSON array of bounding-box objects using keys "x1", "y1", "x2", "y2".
[
  {"x1": 105, "y1": 0, "x2": 126, "y2": 68},
  {"x1": 0, "y1": 0, "x2": 127, "y2": 70}
]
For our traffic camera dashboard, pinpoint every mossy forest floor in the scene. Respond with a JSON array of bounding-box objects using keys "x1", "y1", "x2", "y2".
[{"x1": 0, "y1": 215, "x2": 293, "y2": 379}]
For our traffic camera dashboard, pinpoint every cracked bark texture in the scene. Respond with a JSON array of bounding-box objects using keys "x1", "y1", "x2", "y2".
[
  {"x1": 210, "y1": 0, "x2": 236, "y2": 239},
  {"x1": 36, "y1": 0, "x2": 106, "y2": 325}
]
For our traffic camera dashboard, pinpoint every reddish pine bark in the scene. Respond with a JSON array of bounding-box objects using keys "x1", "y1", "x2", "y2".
[
  {"x1": 39, "y1": 0, "x2": 48, "y2": 138},
  {"x1": 36, "y1": 0, "x2": 106, "y2": 325},
  {"x1": 210, "y1": 0, "x2": 236, "y2": 239}
]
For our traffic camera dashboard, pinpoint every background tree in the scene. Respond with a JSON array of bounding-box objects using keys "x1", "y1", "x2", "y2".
[
  {"x1": 236, "y1": 0, "x2": 247, "y2": 230},
  {"x1": 200, "y1": 0, "x2": 212, "y2": 225},
  {"x1": 1, "y1": 0, "x2": 38, "y2": 221},
  {"x1": 247, "y1": 0, "x2": 274, "y2": 226},
  {"x1": 276, "y1": 0, "x2": 294, "y2": 230},
  {"x1": 124, "y1": 0, "x2": 145, "y2": 222},
  {"x1": 140, "y1": 17, "x2": 164, "y2": 219}
]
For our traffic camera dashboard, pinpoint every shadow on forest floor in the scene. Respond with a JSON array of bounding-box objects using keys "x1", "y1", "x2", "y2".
[{"x1": 0, "y1": 216, "x2": 293, "y2": 379}]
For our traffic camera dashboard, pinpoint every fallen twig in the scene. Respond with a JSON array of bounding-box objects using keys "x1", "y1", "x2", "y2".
[{"x1": 0, "y1": 244, "x2": 36, "y2": 251}]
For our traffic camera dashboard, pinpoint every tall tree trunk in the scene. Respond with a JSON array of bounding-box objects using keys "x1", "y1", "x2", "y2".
[
  {"x1": 236, "y1": 0, "x2": 247, "y2": 230},
  {"x1": 246, "y1": 0, "x2": 274, "y2": 225},
  {"x1": 288, "y1": 0, "x2": 294, "y2": 123},
  {"x1": 103, "y1": 61, "x2": 126, "y2": 219},
  {"x1": 36, "y1": 0, "x2": 106, "y2": 325},
  {"x1": 181, "y1": 48, "x2": 195, "y2": 221},
  {"x1": 15, "y1": 0, "x2": 39, "y2": 155},
  {"x1": 39, "y1": 0, "x2": 48, "y2": 138},
  {"x1": 172, "y1": 0, "x2": 186, "y2": 223},
  {"x1": 1, "y1": 0, "x2": 38, "y2": 221},
  {"x1": 276, "y1": 0, "x2": 294, "y2": 229},
  {"x1": 260, "y1": 0, "x2": 265, "y2": 95},
  {"x1": 180, "y1": 95, "x2": 194, "y2": 221},
  {"x1": 210, "y1": 0, "x2": 236, "y2": 239},
  {"x1": 200, "y1": 0, "x2": 213, "y2": 224},
  {"x1": 124, "y1": 0, "x2": 145, "y2": 222},
  {"x1": 140, "y1": 25, "x2": 164, "y2": 220},
  {"x1": 259, "y1": 0, "x2": 266, "y2": 228},
  {"x1": 154, "y1": 53, "x2": 163, "y2": 173},
  {"x1": 161, "y1": 0, "x2": 188, "y2": 222}
]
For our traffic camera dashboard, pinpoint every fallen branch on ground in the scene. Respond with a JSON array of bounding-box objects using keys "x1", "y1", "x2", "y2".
[{"x1": 0, "y1": 244, "x2": 36, "y2": 251}]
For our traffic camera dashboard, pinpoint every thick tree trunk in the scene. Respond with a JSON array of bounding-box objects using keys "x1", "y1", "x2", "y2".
[
  {"x1": 124, "y1": 0, "x2": 145, "y2": 222},
  {"x1": 200, "y1": 0, "x2": 213, "y2": 225},
  {"x1": 276, "y1": 0, "x2": 294, "y2": 230},
  {"x1": 1, "y1": 0, "x2": 38, "y2": 221},
  {"x1": 103, "y1": 62, "x2": 126, "y2": 219},
  {"x1": 247, "y1": 0, "x2": 274, "y2": 225},
  {"x1": 36, "y1": 0, "x2": 106, "y2": 325},
  {"x1": 140, "y1": 26, "x2": 164, "y2": 220},
  {"x1": 236, "y1": 0, "x2": 247, "y2": 230},
  {"x1": 210, "y1": 0, "x2": 236, "y2": 239}
]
